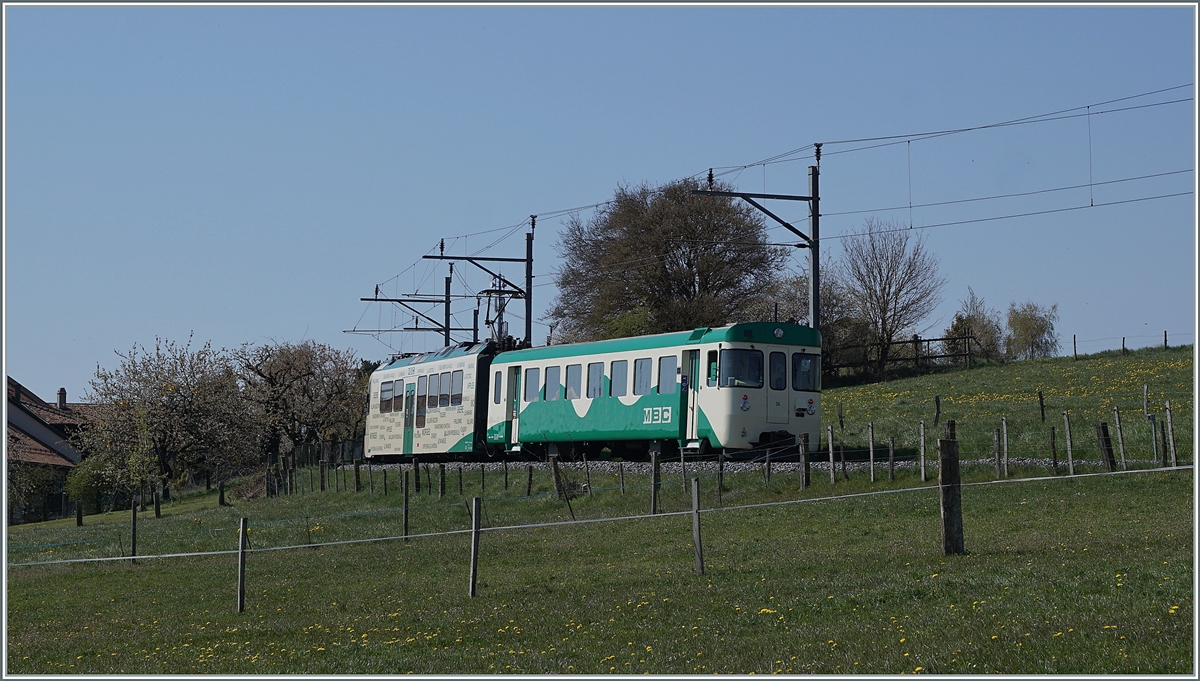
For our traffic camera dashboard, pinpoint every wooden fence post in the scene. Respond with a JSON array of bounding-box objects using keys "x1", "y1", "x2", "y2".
[
  {"x1": 504, "y1": 461, "x2": 509, "y2": 490},
  {"x1": 765, "y1": 449, "x2": 773, "y2": 484},
  {"x1": 549, "y1": 455, "x2": 563, "y2": 499},
  {"x1": 888, "y1": 436, "x2": 896, "y2": 481},
  {"x1": 354, "y1": 460, "x2": 361, "y2": 493},
  {"x1": 939, "y1": 427, "x2": 965, "y2": 555},
  {"x1": 1160, "y1": 418, "x2": 1170, "y2": 468},
  {"x1": 425, "y1": 465, "x2": 432, "y2": 495},
  {"x1": 619, "y1": 463, "x2": 625, "y2": 495},
  {"x1": 1050, "y1": 426, "x2": 1058, "y2": 474},
  {"x1": 1165, "y1": 400, "x2": 1177, "y2": 466},
  {"x1": 690, "y1": 477, "x2": 704, "y2": 575},
  {"x1": 76, "y1": 499, "x2": 83, "y2": 526},
  {"x1": 679, "y1": 449, "x2": 687, "y2": 492},
  {"x1": 237, "y1": 517, "x2": 248, "y2": 613},
  {"x1": 402, "y1": 471, "x2": 409, "y2": 540},
  {"x1": 154, "y1": 486, "x2": 161, "y2": 519},
  {"x1": 1063, "y1": 411, "x2": 1074, "y2": 475},
  {"x1": 868, "y1": 421, "x2": 876, "y2": 483},
  {"x1": 130, "y1": 501, "x2": 137, "y2": 564},
  {"x1": 840, "y1": 443, "x2": 847, "y2": 480},
  {"x1": 413, "y1": 460, "x2": 421, "y2": 494},
  {"x1": 458, "y1": 466, "x2": 463, "y2": 495},
  {"x1": 319, "y1": 461, "x2": 325, "y2": 492},
  {"x1": 919, "y1": 420, "x2": 927, "y2": 482},
  {"x1": 468, "y1": 497, "x2": 482, "y2": 598},
  {"x1": 1113, "y1": 407, "x2": 1127, "y2": 470},
  {"x1": 480, "y1": 464, "x2": 486, "y2": 493},
  {"x1": 827, "y1": 426, "x2": 836, "y2": 485},
  {"x1": 526, "y1": 464, "x2": 534, "y2": 497},
  {"x1": 1001, "y1": 417, "x2": 1009, "y2": 477},
  {"x1": 1097, "y1": 422, "x2": 1117, "y2": 472},
  {"x1": 650, "y1": 452, "x2": 661, "y2": 515},
  {"x1": 1038, "y1": 390, "x2": 1045, "y2": 422},
  {"x1": 368, "y1": 462, "x2": 374, "y2": 494},
  {"x1": 439, "y1": 464, "x2": 446, "y2": 497},
  {"x1": 717, "y1": 452, "x2": 724, "y2": 507},
  {"x1": 382, "y1": 468, "x2": 387, "y2": 496},
  {"x1": 993, "y1": 428, "x2": 1002, "y2": 479},
  {"x1": 219, "y1": 480, "x2": 226, "y2": 507},
  {"x1": 585, "y1": 454, "x2": 593, "y2": 495},
  {"x1": 801, "y1": 433, "x2": 811, "y2": 488}
]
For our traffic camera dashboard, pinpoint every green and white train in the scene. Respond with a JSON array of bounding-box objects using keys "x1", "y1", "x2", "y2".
[{"x1": 364, "y1": 322, "x2": 821, "y2": 460}]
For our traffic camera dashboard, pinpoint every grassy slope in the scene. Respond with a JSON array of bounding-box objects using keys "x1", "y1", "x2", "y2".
[
  {"x1": 823, "y1": 345, "x2": 1193, "y2": 466},
  {"x1": 6, "y1": 346, "x2": 1194, "y2": 674}
]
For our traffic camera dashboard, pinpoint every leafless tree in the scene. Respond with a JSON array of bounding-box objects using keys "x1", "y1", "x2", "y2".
[
  {"x1": 232, "y1": 340, "x2": 364, "y2": 464},
  {"x1": 841, "y1": 217, "x2": 946, "y2": 376},
  {"x1": 550, "y1": 179, "x2": 788, "y2": 341},
  {"x1": 942, "y1": 287, "x2": 1004, "y2": 363}
]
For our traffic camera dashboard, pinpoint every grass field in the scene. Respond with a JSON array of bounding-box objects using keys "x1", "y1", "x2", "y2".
[{"x1": 6, "y1": 345, "x2": 1194, "y2": 674}]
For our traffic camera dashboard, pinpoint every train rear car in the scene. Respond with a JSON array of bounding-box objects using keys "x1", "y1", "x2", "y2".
[{"x1": 364, "y1": 341, "x2": 494, "y2": 461}]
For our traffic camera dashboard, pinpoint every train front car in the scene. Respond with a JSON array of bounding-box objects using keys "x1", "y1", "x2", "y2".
[
  {"x1": 484, "y1": 322, "x2": 821, "y2": 458},
  {"x1": 364, "y1": 341, "x2": 494, "y2": 461}
]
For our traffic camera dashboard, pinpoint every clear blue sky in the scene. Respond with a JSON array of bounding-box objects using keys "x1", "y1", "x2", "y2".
[{"x1": 4, "y1": 4, "x2": 1196, "y2": 402}]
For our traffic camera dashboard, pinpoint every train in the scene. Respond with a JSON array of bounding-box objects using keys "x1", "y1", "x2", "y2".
[{"x1": 363, "y1": 321, "x2": 821, "y2": 461}]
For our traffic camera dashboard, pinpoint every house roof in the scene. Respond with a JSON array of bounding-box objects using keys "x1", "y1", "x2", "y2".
[{"x1": 7, "y1": 424, "x2": 75, "y2": 468}]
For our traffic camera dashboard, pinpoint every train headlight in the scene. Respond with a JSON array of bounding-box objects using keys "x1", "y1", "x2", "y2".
[
  {"x1": 774, "y1": 328, "x2": 784, "y2": 339},
  {"x1": 740, "y1": 398, "x2": 750, "y2": 411}
]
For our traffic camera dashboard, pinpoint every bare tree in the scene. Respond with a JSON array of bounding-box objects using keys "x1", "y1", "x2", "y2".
[
  {"x1": 841, "y1": 218, "x2": 946, "y2": 376},
  {"x1": 1005, "y1": 301, "x2": 1060, "y2": 360},
  {"x1": 943, "y1": 287, "x2": 1004, "y2": 363},
  {"x1": 232, "y1": 340, "x2": 364, "y2": 465},
  {"x1": 550, "y1": 179, "x2": 788, "y2": 341}
]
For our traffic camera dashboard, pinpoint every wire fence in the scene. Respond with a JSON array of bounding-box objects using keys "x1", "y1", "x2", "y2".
[{"x1": 8, "y1": 443, "x2": 1191, "y2": 569}]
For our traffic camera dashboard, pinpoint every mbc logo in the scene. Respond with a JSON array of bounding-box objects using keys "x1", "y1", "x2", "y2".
[{"x1": 643, "y1": 406, "x2": 672, "y2": 424}]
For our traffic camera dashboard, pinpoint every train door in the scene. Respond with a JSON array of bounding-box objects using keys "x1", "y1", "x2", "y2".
[
  {"x1": 766, "y1": 350, "x2": 789, "y2": 424},
  {"x1": 684, "y1": 350, "x2": 700, "y2": 441},
  {"x1": 402, "y1": 381, "x2": 415, "y2": 455},
  {"x1": 505, "y1": 366, "x2": 522, "y2": 446}
]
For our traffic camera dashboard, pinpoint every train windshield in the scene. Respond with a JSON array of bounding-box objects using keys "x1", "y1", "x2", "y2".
[
  {"x1": 792, "y1": 353, "x2": 820, "y2": 391},
  {"x1": 719, "y1": 349, "x2": 764, "y2": 388}
]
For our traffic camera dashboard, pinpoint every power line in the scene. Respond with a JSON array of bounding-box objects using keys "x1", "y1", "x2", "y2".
[{"x1": 823, "y1": 169, "x2": 1194, "y2": 218}]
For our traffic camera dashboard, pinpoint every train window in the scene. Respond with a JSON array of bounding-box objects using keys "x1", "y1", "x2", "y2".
[
  {"x1": 719, "y1": 349, "x2": 764, "y2": 388},
  {"x1": 657, "y1": 356, "x2": 677, "y2": 394},
  {"x1": 380, "y1": 381, "x2": 393, "y2": 413},
  {"x1": 610, "y1": 360, "x2": 628, "y2": 397},
  {"x1": 769, "y1": 352, "x2": 787, "y2": 391},
  {"x1": 493, "y1": 371, "x2": 503, "y2": 404},
  {"x1": 586, "y1": 362, "x2": 604, "y2": 398},
  {"x1": 792, "y1": 353, "x2": 821, "y2": 392},
  {"x1": 545, "y1": 366, "x2": 562, "y2": 401},
  {"x1": 416, "y1": 375, "x2": 427, "y2": 427},
  {"x1": 565, "y1": 364, "x2": 582, "y2": 400},
  {"x1": 706, "y1": 351, "x2": 718, "y2": 387},
  {"x1": 524, "y1": 368, "x2": 540, "y2": 402},
  {"x1": 633, "y1": 358, "x2": 653, "y2": 395},
  {"x1": 451, "y1": 370, "x2": 464, "y2": 406},
  {"x1": 427, "y1": 373, "x2": 440, "y2": 411},
  {"x1": 439, "y1": 371, "x2": 451, "y2": 407}
]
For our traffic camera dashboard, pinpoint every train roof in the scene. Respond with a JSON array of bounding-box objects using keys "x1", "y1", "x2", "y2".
[
  {"x1": 492, "y1": 322, "x2": 820, "y2": 365},
  {"x1": 378, "y1": 341, "x2": 493, "y2": 372}
]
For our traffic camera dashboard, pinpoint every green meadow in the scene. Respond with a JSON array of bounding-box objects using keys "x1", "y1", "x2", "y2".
[{"x1": 6, "y1": 345, "x2": 1193, "y2": 674}]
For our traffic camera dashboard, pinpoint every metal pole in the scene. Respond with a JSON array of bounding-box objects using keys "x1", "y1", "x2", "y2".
[
  {"x1": 808, "y1": 161, "x2": 820, "y2": 330},
  {"x1": 444, "y1": 272, "x2": 452, "y2": 347},
  {"x1": 525, "y1": 224, "x2": 534, "y2": 346}
]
